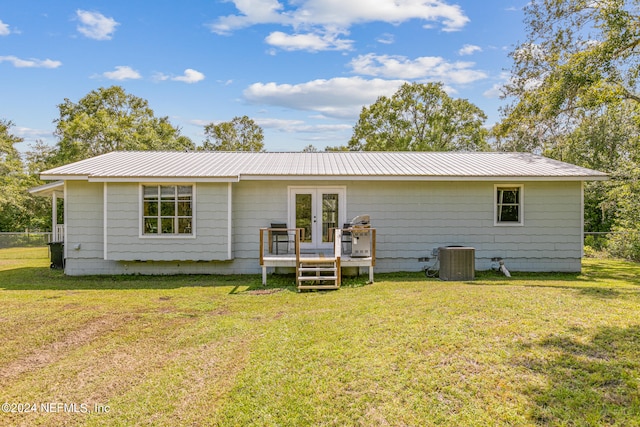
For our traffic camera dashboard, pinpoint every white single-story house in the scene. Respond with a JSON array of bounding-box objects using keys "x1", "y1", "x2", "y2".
[{"x1": 32, "y1": 151, "x2": 607, "y2": 281}]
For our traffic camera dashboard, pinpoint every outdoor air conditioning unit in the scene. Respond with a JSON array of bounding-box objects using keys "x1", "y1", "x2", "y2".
[{"x1": 438, "y1": 246, "x2": 475, "y2": 281}]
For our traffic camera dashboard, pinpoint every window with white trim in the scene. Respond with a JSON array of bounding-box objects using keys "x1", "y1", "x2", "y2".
[
  {"x1": 143, "y1": 185, "x2": 193, "y2": 235},
  {"x1": 495, "y1": 185, "x2": 523, "y2": 225}
]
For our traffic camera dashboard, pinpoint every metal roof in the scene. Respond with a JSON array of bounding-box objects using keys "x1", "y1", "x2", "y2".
[
  {"x1": 28, "y1": 180, "x2": 65, "y2": 197},
  {"x1": 40, "y1": 151, "x2": 609, "y2": 182}
]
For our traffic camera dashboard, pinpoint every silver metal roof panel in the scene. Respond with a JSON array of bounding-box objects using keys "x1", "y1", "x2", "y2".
[{"x1": 40, "y1": 151, "x2": 608, "y2": 181}]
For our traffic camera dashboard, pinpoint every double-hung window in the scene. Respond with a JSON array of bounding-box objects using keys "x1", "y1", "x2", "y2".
[
  {"x1": 143, "y1": 185, "x2": 193, "y2": 235},
  {"x1": 495, "y1": 185, "x2": 523, "y2": 225}
]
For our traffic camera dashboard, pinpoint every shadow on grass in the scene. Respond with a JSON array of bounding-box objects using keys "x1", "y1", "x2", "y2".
[
  {"x1": 473, "y1": 259, "x2": 640, "y2": 287},
  {"x1": 0, "y1": 266, "x2": 299, "y2": 293},
  {"x1": 3, "y1": 259, "x2": 639, "y2": 295},
  {"x1": 0, "y1": 268, "x2": 373, "y2": 294},
  {"x1": 517, "y1": 325, "x2": 640, "y2": 425},
  {"x1": 473, "y1": 269, "x2": 586, "y2": 282},
  {"x1": 476, "y1": 284, "x2": 637, "y2": 301},
  {"x1": 468, "y1": 265, "x2": 640, "y2": 300},
  {"x1": 386, "y1": 269, "x2": 590, "y2": 285}
]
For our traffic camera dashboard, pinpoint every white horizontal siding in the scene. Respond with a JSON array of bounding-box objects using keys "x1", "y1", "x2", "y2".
[
  {"x1": 231, "y1": 181, "x2": 290, "y2": 260},
  {"x1": 347, "y1": 180, "x2": 582, "y2": 272},
  {"x1": 65, "y1": 181, "x2": 104, "y2": 260},
  {"x1": 105, "y1": 182, "x2": 230, "y2": 261},
  {"x1": 62, "y1": 179, "x2": 584, "y2": 275}
]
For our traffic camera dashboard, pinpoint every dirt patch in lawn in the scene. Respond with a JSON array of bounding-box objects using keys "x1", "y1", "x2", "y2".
[
  {"x1": 245, "y1": 288, "x2": 285, "y2": 295},
  {"x1": 0, "y1": 315, "x2": 129, "y2": 384}
]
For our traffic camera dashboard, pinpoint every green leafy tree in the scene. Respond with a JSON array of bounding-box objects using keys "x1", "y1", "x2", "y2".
[
  {"x1": 348, "y1": 82, "x2": 489, "y2": 151},
  {"x1": 200, "y1": 115, "x2": 264, "y2": 151},
  {"x1": 606, "y1": 162, "x2": 640, "y2": 259},
  {"x1": 24, "y1": 140, "x2": 57, "y2": 177},
  {"x1": 496, "y1": 0, "x2": 640, "y2": 257},
  {"x1": 24, "y1": 140, "x2": 60, "y2": 229},
  {"x1": 52, "y1": 86, "x2": 194, "y2": 165},
  {"x1": 0, "y1": 120, "x2": 50, "y2": 231},
  {"x1": 0, "y1": 119, "x2": 26, "y2": 228},
  {"x1": 324, "y1": 145, "x2": 350, "y2": 152},
  {"x1": 558, "y1": 103, "x2": 640, "y2": 235},
  {"x1": 496, "y1": 0, "x2": 640, "y2": 151},
  {"x1": 0, "y1": 119, "x2": 23, "y2": 182}
]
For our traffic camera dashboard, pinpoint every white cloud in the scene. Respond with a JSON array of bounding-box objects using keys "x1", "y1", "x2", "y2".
[
  {"x1": 254, "y1": 117, "x2": 349, "y2": 132},
  {"x1": 152, "y1": 72, "x2": 170, "y2": 82},
  {"x1": 260, "y1": 119, "x2": 354, "y2": 142},
  {"x1": 265, "y1": 31, "x2": 353, "y2": 51},
  {"x1": 294, "y1": 0, "x2": 468, "y2": 31},
  {"x1": 348, "y1": 53, "x2": 487, "y2": 84},
  {"x1": 14, "y1": 127, "x2": 52, "y2": 140},
  {"x1": 254, "y1": 118, "x2": 305, "y2": 130},
  {"x1": 98, "y1": 65, "x2": 141, "y2": 80},
  {"x1": 0, "y1": 55, "x2": 61, "y2": 68},
  {"x1": 154, "y1": 69, "x2": 206, "y2": 83},
  {"x1": 172, "y1": 69, "x2": 205, "y2": 83},
  {"x1": 210, "y1": 0, "x2": 286, "y2": 35},
  {"x1": 483, "y1": 83, "x2": 504, "y2": 98},
  {"x1": 188, "y1": 119, "x2": 212, "y2": 127},
  {"x1": 458, "y1": 44, "x2": 482, "y2": 56},
  {"x1": 483, "y1": 72, "x2": 528, "y2": 99},
  {"x1": 290, "y1": 123, "x2": 353, "y2": 134},
  {"x1": 243, "y1": 77, "x2": 405, "y2": 119},
  {"x1": 210, "y1": 0, "x2": 469, "y2": 50},
  {"x1": 191, "y1": 116, "x2": 352, "y2": 136},
  {"x1": 76, "y1": 10, "x2": 119, "y2": 40},
  {"x1": 0, "y1": 19, "x2": 11, "y2": 36},
  {"x1": 376, "y1": 33, "x2": 395, "y2": 45}
]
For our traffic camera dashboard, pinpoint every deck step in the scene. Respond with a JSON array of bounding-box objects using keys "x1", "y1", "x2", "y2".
[
  {"x1": 298, "y1": 267, "x2": 337, "y2": 272},
  {"x1": 297, "y1": 276, "x2": 338, "y2": 281},
  {"x1": 298, "y1": 258, "x2": 336, "y2": 264},
  {"x1": 297, "y1": 285, "x2": 340, "y2": 290},
  {"x1": 297, "y1": 257, "x2": 340, "y2": 291}
]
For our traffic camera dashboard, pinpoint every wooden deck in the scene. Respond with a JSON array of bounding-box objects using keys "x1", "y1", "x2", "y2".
[{"x1": 259, "y1": 227, "x2": 375, "y2": 288}]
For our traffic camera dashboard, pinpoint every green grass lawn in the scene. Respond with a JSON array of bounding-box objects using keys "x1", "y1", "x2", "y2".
[{"x1": 1, "y1": 247, "x2": 639, "y2": 426}]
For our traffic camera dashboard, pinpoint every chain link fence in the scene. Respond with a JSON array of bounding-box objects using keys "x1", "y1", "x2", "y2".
[{"x1": 0, "y1": 232, "x2": 54, "y2": 249}]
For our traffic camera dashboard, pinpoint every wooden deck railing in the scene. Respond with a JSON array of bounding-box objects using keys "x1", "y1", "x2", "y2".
[
  {"x1": 260, "y1": 227, "x2": 376, "y2": 265},
  {"x1": 371, "y1": 228, "x2": 376, "y2": 266},
  {"x1": 260, "y1": 227, "x2": 377, "y2": 286},
  {"x1": 259, "y1": 227, "x2": 303, "y2": 266}
]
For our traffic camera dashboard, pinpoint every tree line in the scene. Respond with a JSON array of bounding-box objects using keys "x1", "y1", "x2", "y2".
[
  {"x1": 2, "y1": 0, "x2": 639, "y2": 259},
  {"x1": 0, "y1": 85, "x2": 270, "y2": 233}
]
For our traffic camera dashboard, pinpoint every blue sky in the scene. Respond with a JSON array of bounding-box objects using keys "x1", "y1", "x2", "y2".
[{"x1": 0, "y1": 1, "x2": 526, "y2": 152}]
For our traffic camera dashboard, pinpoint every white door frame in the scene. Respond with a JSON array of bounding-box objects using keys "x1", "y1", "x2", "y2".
[{"x1": 288, "y1": 186, "x2": 346, "y2": 251}]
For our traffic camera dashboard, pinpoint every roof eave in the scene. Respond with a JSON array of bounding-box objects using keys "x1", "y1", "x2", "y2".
[
  {"x1": 86, "y1": 176, "x2": 239, "y2": 183},
  {"x1": 40, "y1": 174, "x2": 88, "y2": 181},
  {"x1": 28, "y1": 180, "x2": 65, "y2": 197},
  {"x1": 239, "y1": 174, "x2": 609, "y2": 181}
]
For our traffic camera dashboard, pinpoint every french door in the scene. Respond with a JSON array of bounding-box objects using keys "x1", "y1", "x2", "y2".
[{"x1": 288, "y1": 187, "x2": 346, "y2": 250}]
